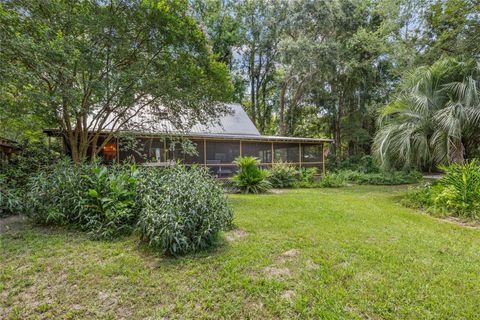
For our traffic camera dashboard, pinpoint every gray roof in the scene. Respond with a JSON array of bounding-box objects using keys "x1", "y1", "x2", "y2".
[
  {"x1": 96, "y1": 103, "x2": 261, "y2": 136},
  {"x1": 169, "y1": 103, "x2": 261, "y2": 136},
  {"x1": 44, "y1": 103, "x2": 332, "y2": 143}
]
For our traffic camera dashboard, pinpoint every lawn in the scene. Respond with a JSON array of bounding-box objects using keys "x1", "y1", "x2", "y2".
[{"x1": 1, "y1": 185, "x2": 480, "y2": 319}]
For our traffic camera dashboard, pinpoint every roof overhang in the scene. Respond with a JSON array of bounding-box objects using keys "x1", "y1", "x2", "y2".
[{"x1": 43, "y1": 128, "x2": 332, "y2": 144}]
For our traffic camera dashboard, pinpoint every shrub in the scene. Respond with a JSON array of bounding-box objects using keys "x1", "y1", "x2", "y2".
[
  {"x1": 0, "y1": 175, "x2": 22, "y2": 218},
  {"x1": 435, "y1": 160, "x2": 480, "y2": 218},
  {"x1": 339, "y1": 170, "x2": 421, "y2": 185},
  {"x1": 318, "y1": 172, "x2": 346, "y2": 188},
  {"x1": 299, "y1": 167, "x2": 318, "y2": 184},
  {"x1": 402, "y1": 160, "x2": 480, "y2": 220},
  {"x1": 138, "y1": 165, "x2": 233, "y2": 255},
  {"x1": 81, "y1": 163, "x2": 139, "y2": 239},
  {"x1": 268, "y1": 162, "x2": 298, "y2": 188},
  {"x1": 231, "y1": 156, "x2": 271, "y2": 193},
  {"x1": 24, "y1": 160, "x2": 139, "y2": 239}
]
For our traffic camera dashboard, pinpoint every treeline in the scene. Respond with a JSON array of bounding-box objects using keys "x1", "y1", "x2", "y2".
[{"x1": 192, "y1": 0, "x2": 480, "y2": 160}]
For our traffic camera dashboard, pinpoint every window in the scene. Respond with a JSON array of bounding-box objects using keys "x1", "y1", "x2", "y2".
[
  {"x1": 103, "y1": 143, "x2": 117, "y2": 162},
  {"x1": 242, "y1": 142, "x2": 272, "y2": 163},
  {"x1": 302, "y1": 144, "x2": 323, "y2": 162},
  {"x1": 274, "y1": 143, "x2": 299, "y2": 162},
  {"x1": 206, "y1": 141, "x2": 240, "y2": 164}
]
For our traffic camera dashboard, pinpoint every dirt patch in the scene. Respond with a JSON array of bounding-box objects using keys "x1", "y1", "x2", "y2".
[
  {"x1": 269, "y1": 189, "x2": 285, "y2": 194},
  {"x1": 224, "y1": 229, "x2": 249, "y2": 242},
  {"x1": 0, "y1": 214, "x2": 28, "y2": 234},
  {"x1": 281, "y1": 289, "x2": 294, "y2": 300},
  {"x1": 277, "y1": 249, "x2": 300, "y2": 262},
  {"x1": 440, "y1": 216, "x2": 480, "y2": 229},
  {"x1": 262, "y1": 266, "x2": 291, "y2": 279}
]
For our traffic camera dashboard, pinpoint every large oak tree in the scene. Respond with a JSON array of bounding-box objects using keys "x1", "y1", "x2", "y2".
[{"x1": 0, "y1": 0, "x2": 233, "y2": 162}]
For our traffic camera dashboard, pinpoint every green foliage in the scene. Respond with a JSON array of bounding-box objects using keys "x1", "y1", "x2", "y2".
[
  {"x1": 0, "y1": 175, "x2": 22, "y2": 218},
  {"x1": 436, "y1": 160, "x2": 480, "y2": 217},
  {"x1": 0, "y1": 0, "x2": 233, "y2": 162},
  {"x1": 298, "y1": 167, "x2": 318, "y2": 183},
  {"x1": 268, "y1": 162, "x2": 298, "y2": 188},
  {"x1": 138, "y1": 165, "x2": 233, "y2": 256},
  {"x1": 403, "y1": 160, "x2": 480, "y2": 219},
  {"x1": 24, "y1": 160, "x2": 139, "y2": 239},
  {"x1": 232, "y1": 157, "x2": 271, "y2": 193},
  {"x1": 330, "y1": 155, "x2": 380, "y2": 174},
  {"x1": 81, "y1": 164, "x2": 139, "y2": 239},
  {"x1": 318, "y1": 172, "x2": 346, "y2": 188},
  {"x1": 374, "y1": 58, "x2": 480, "y2": 170},
  {"x1": 340, "y1": 170, "x2": 422, "y2": 185}
]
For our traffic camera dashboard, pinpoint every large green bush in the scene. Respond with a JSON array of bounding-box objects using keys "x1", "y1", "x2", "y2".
[
  {"x1": 24, "y1": 160, "x2": 139, "y2": 239},
  {"x1": 268, "y1": 162, "x2": 298, "y2": 188},
  {"x1": 138, "y1": 165, "x2": 233, "y2": 255},
  {"x1": 403, "y1": 160, "x2": 480, "y2": 219},
  {"x1": 231, "y1": 156, "x2": 271, "y2": 193}
]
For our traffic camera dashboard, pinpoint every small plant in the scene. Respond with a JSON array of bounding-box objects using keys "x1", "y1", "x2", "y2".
[
  {"x1": 231, "y1": 156, "x2": 271, "y2": 193},
  {"x1": 299, "y1": 167, "x2": 318, "y2": 184},
  {"x1": 268, "y1": 161, "x2": 298, "y2": 188},
  {"x1": 138, "y1": 165, "x2": 233, "y2": 255},
  {"x1": 318, "y1": 172, "x2": 346, "y2": 188}
]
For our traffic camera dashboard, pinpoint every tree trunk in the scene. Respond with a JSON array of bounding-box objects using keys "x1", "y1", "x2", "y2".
[
  {"x1": 333, "y1": 88, "x2": 344, "y2": 160},
  {"x1": 279, "y1": 80, "x2": 288, "y2": 135},
  {"x1": 449, "y1": 138, "x2": 465, "y2": 164}
]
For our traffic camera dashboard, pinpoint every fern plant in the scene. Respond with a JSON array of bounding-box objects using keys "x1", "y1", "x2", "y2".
[{"x1": 232, "y1": 156, "x2": 271, "y2": 194}]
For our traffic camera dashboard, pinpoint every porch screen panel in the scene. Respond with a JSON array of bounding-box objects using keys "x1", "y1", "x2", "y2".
[
  {"x1": 242, "y1": 142, "x2": 272, "y2": 164},
  {"x1": 274, "y1": 143, "x2": 299, "y2": 162},
  {"x1": 206, "y1": 141, "x2": 240, "y2": 164},
  {"x1": 118, "y1": 137, "x2": 166, "y2": 163},
  {"x1": 168, "y1": 140, "x2": 204, "y2": 164},
  {"x1": 302, "y1": 144, "x2": 323, "y2": 162}
]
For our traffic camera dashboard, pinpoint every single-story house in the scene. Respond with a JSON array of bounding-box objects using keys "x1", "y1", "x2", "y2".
[
  {"x1": 44, "y1": 104, "x2": 332, "y2": 177},
  {"x1": 0, "y1": 137, "x2": 22, "y2": 162}
]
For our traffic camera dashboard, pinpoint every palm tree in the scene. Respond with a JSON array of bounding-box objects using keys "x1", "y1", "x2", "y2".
[{"x1": 373, "y1": 58, "x2": 480, "y2": 170}]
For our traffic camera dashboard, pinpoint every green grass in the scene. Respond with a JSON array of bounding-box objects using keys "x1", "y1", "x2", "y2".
[{"x1": 2, "y1": 185, "x2": 480, "y2": 319}]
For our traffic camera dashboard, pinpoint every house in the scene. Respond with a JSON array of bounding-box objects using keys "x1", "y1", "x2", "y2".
[
  {"x1": 44, "y1": 104, "x2": 332, "y2": 177},
  {"x1": 0, "y1": 137, "x2": 22, "y2": 162}
]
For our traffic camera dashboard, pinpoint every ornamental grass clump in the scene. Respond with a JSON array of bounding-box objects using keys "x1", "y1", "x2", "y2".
[
  {"x1": 138, "y1": 165, "x2": 233, "y2": 256},
  {"x1": 231, "y1": 156, "x2": 271, "y2": 193}
]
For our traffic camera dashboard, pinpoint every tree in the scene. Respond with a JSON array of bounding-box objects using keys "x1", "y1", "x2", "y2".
[
  {"x1": 0, "y1": 0, "x2": 232, "y2": 163},
  {"x1": 373, "y1": 58, "x2": 480, "y2": 170}
]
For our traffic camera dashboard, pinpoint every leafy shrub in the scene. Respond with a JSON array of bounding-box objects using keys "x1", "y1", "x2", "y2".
[
  {"x1": 337, "y1": 169, "x2": 421, "y2": 185},
  {"x1": 24, "y1": 160, "x2": 139, "y2": 239},
  {"x1": 402, "y1": 160, "x2": 480, "y2": 219},
  {"x1": 81, "y1": 163, "x2": 139, "y2": 239},
  {"x1": 232, "y1": 156, "x2": 271, "y2": 193},
  {"x1": 299, "y1": 167, "x2": 318, "y2": 183},
  {"x1": 138, "y1": 165, "x2": 233, "y2": 255},
  {"x1": 318, "y1": 172, "x2": 346, "y2": 188},
  {"x1": 327, "y1": 155, "x2": 380, "y2": 173},
  {"x1": 435, "y1": 160, "x2": 480, "y2": 218},
  {"x1": 268, "y1": 162, "x2": 298, "y2": 188},
  {"x1": 0, "y1": 175, "x2": 22, "y2": 217}
]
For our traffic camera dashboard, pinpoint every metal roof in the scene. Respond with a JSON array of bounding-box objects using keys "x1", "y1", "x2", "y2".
[{"x1": 44, "y1": 103, "x2": 332, "y2": 143}]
